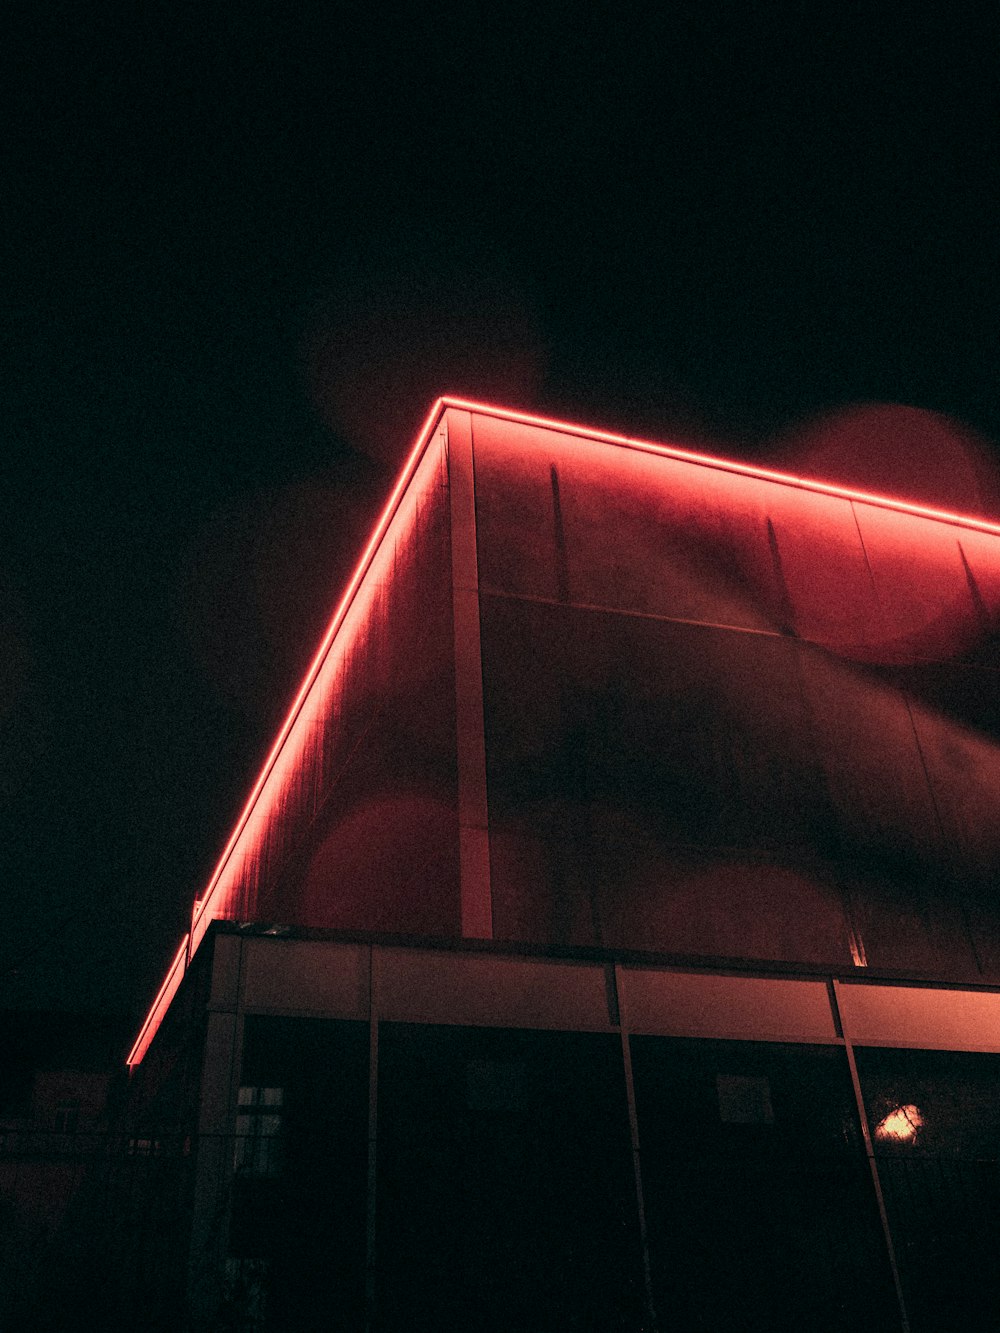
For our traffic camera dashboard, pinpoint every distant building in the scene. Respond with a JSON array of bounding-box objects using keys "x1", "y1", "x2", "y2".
[
  {"x1": 0, "y1": 1013, "x2": 127, "y2": 1327},
  {"x1": 127, "y1": 400, "x2": 1000, "y2": 1331}
]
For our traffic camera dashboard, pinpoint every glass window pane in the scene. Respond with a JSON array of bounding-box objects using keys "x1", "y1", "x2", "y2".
[
  {"x1": 229, "y1": 1018, "x2": 368, "y2": 1330},
  {"x1": 631, "y1": 1036, "x2": 899, "y2": 1332},
  {"x1": 376, "y1": 1023, "x2": 645, "y2": 1331},
  {"x1": 855, "y1": 1046, "x2": 1000, "y2": 1332}
]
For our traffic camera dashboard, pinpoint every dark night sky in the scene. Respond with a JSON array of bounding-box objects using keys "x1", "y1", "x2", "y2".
[{"x1": 2, "y1": 3, "x2": 998, "y2": 1021}]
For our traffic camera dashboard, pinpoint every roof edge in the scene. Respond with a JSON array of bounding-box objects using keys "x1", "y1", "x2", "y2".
[{"x1": 441, "y1": 396, "x2": 1000, "y2": 535}]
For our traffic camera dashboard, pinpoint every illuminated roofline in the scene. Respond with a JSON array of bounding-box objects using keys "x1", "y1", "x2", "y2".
[
  {"x1": 129, "y1": 394, "x2": 1000, "y2": 1066},
  {"x1": 180, "y1": 391, "x2": 1000, "y2": 915},
  {"x1": 442, "y1": 396, "x2": 1000, "y2": 536},
  {"x1": 127, "y1": 935, "x2": 189, "y2": 1067},
  {"x1": 130, "y1": 399, "x2": 448, "y2": 1067},
  {"x1": 187, "y1": 399, "x2": 448, "y2": 951}
]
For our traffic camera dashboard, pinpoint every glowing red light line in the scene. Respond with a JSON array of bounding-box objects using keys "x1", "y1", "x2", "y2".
[
  {"x1": 441, "y1": 396, "x2": 1000, "y2": 535},
  {"x1": 127, "y1": 934, "x2": 189, "y2": 1067},
  {"x1": 131, "y1": 401, "x2": 448, "y2": 1065},
  {"x1": 183, "y1": 392, "x2": 1000, "y2": 929},
  {"x1": 130, "y1": 394, "x2": 1000, "y2": 1065},
  {"x1": 189, "y1": 398, "x2": 447, "y2": 945}
]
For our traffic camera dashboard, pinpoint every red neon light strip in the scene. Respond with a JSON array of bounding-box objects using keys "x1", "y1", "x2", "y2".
[
  {"x1": 185, "y1": 391, "x2": 1000, "y2": 920},
  {"x1": 130, "y1": 395, "x2": 1000, "y2": 1065},
  {"x1": 441, "y1": 397, "x2": 1000, "y2": 536},
  {"x1": 127, "y1": 934, "x2": 189, "y2": 1067},
  {"x1": 130, "y1": 401, "x2": 450, "y2": 1064},
  {"x1": 189, "y1": 397, "x2": 448, "y2": 946}
]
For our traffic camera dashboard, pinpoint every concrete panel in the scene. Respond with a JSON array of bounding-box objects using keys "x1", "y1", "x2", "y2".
[
  {"x1": 241, "y1": 938, "x2": 370, "y2": 1018},
  {"x1": 197, "y1": 1011, "x2": 241, "y2": 1134},
  {"x1": 208, "y1": 934, "x2": 242, "y2": 1010},
  {"x1": 622, "y1": 969, "x2": 839, "y2": 1043},
  {"x1": 374, "y1": 948, "x2": 613, "y2": 1030},
  {"x1": 836, "y1": 980, "x2": 1000, "y2": 1051}
]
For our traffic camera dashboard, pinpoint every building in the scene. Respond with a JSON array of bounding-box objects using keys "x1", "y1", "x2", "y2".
[
  {"x1": 126, "y1": 399, "x2": 1000, "y2": 1331},
  {"x1": 0, "y1": 1013, "x2": 129, "y2": 1328}
]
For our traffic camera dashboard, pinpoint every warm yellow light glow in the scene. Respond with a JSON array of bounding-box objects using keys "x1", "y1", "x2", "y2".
[{"x1": 875, "y1": 1103, "x2": 923, "y2": 1142}]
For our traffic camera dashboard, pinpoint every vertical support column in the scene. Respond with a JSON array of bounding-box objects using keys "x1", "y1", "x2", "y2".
[
  {"x1": 831, "y1": 979, "x2": 911, "y2": 1333},
  {"x1": 614, "y1": 965, "x2": 659, "y2": 1332},
  {"x1": 364, "y1": 946, "x2": 380, "y2": 1333},
  {"x1": 447, "y1": 408, "x2": 493, "y2": 939},
  {"x1": 188, "y1": 934, "x2": 245, "y2": 1328}
]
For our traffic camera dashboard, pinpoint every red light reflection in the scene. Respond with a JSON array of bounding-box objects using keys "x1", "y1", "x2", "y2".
[
  {"x1": 129, "y1": 397, "x2": 1000, "y2": 1066},
  {"x1": 776, "y1": 403, "x2": 1000, "y2": 523},
  {"x1": 127, "y1": 935, "x2": 189, "y2": 1068},
  {"x1": 129, "y1": 400, "x2": 449, "y2": 1066},
  {"x1": 443, "y1": 397, "x2": 1000, "y2": 537}
]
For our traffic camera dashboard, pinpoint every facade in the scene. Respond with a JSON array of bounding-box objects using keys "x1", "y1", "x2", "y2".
[{"x1": 127, "y1": 400, "x2": 1000, "y2": 1330}]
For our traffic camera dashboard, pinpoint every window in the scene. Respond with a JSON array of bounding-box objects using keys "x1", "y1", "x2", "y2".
[
  {"x1": 235, "y1": 1086, "x2": 284, "y2": 1177},
  {"x1": 128, "y1": 1137, "x2": 163, "y2": 1157}
]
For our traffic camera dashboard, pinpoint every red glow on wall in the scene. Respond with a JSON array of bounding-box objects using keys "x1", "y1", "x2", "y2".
[
  {"x1": 776, "y1": 403, "x2": 1000, "y2": 523},
  {"x1": 129, "y1": 397, "x2": 1000, "y2": 1065},
  {"x1": 192, "y1": 403, "x2": 447, "y2": 935},
  {"x1": 130, "y1": 401, "x2": 449, "y2": 1065},
  {"x1": 443, "y1": 397, "x2": 1000, "y2": 537}
]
